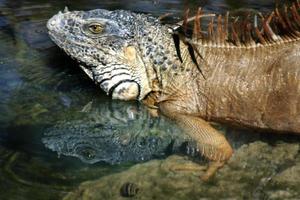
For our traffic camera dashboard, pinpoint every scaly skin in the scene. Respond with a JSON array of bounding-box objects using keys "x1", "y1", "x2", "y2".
[
  {"x1": 47, "y1": 6, "x2": 300, "y2": 180},
  {"x1": 164, "y1": 39, "x2": 300, "y2": 133}
]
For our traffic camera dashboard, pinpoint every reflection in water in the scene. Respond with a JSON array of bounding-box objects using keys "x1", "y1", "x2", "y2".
[
  {"x1": 43, "y1": 101, "x2": 195, "y2": 164},
  {"x1": 20, "y1": 20, "x2": 54, "y2": 50},
  {"x1": 41, "y1": 99, "x2": 269, "y2": 165},
  {"x1": 0, "y1": 0, "x2": 295, "y2": 199}
]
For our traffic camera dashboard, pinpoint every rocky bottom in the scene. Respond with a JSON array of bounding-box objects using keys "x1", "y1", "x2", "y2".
[{"x1": 64, "y1": 141, "x2": 300, "y2": 200}]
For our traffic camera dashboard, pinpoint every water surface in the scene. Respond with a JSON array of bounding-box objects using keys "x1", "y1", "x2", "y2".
[{"x1": 0, "y1": 0, "x2": 299, "y2": 199}]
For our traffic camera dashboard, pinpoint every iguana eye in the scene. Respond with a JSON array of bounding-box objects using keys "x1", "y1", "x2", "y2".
[{"x1": 88, "y1": 23, "x2": 104, "y2": 34}]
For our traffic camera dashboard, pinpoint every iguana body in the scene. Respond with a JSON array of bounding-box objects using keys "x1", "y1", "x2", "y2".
[
  {"x1": 47, "y1": 3, "x2": 300, "y2": 179},
  {"x1": 166, "y1": 39, "x2": 300, "y2": 133}
]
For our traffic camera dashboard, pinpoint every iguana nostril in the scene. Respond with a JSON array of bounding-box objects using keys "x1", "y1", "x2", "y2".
[
  {"x1": 50, "y1": 19, "x2": 56, "y2": 26},
  {"x1": 47, "y1": 14, "x2": 61, "y2": 30}
]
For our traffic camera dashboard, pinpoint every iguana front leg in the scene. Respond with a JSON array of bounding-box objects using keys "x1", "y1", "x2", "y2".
[{"x1": 159, "y1": 102, "x2": 233, "y2": 180}]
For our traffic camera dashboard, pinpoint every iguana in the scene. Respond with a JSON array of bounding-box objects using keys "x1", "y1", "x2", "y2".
[
  {"x1": 47, "y1": 3, "x2": 300, "y2": 180},
  {"x1": 42, "y1": 100, "x2": 197, "y2": 164}
]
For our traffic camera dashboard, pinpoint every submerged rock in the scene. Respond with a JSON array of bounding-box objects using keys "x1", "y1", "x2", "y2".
[{"x1": 64, "y1": 141, "x2": 300, "y2": 200}]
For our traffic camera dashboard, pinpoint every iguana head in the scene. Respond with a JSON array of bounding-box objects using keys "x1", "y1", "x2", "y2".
[{"x1": 47, "y1": 8, "x2": 171, "y2": 100}]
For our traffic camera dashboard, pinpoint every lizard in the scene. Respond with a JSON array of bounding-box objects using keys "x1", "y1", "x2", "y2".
[
  {"x1": 43, "y1": 100, "x2": 197, "y2": 165},
  {"x1": 47, "y1": 3, "x2": 300, "y2": 180}
]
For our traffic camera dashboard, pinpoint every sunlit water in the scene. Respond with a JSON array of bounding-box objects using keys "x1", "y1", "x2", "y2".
[{"x1": 0, "y1": 0, "x2": 298, "y2": 199}]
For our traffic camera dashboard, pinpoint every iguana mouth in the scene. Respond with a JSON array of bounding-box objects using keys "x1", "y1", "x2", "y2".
[{"x1": 47, "y1": 11, "x2": 64, "y2": 41}]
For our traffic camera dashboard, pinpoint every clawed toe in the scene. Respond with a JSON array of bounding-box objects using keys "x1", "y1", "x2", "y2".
[
  {"x1": 167, "y1": 160, "x2": 225, "y2": 181},
  {"x1": 200, "y1": 161, "x2": 225, "y2": 181}
]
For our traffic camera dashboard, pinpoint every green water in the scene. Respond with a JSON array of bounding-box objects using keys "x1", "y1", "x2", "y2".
[{"x1": 0, "y1": 0, "x2": 299, "y2": 199}]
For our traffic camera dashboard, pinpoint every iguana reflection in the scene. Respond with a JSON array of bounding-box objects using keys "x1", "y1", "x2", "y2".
[{"x1": 42, "y1": 100, "x2": 195, "y2": 164}]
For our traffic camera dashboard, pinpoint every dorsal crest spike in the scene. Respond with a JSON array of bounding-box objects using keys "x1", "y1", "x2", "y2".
[
  {"x1": 224, "y1": 12, "x2": 229, "y2": 41},
  {"x1": 193, "y1": 7, "x2": 202, "y2": 40},
  {"x1": 208, "y1": 16, "x2": 215, "y2": 41},
  {"x1": 284, "y1": 6, "x2": 300, "y2": 39},
  {"x1": 254, "y1": 14, "x2": 258, "y2": 28},
  {"x1": 217, "y1": 14, "x2": 223, "y2": 43},
  {"x1": 262, "y1": 11, "x2": 278, "y2": 42},
  {"x1": 254, "y1": 14, "x2": 266, "y2": 45},
  {"x1": 290, "y1": 4, "x2": 300, "y2": 27},
  {"x1": 241, "y1": 14, "x2": 251, "y2": 43},
  {"x1": 158, "y1": 13, "x2": 173, "y2": 22},
  {"x1": 275, "y1": 7, "x2": 288, "y2": 29},
  {"x1": 283, "y1": 5, "x2": 296, "y2": 32},
  {"x1": 231, "y1": 18, "x2": 240, "y2": 45},
  {"x1": 183, "y1": 9, "x2": 190, "y2": 35},
  {"x1": 244, "y1": 21, "x2": 254, "y2": 44},
  {"x1": 172, "y1": 2, "x2": 300, "y2": 48}
]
